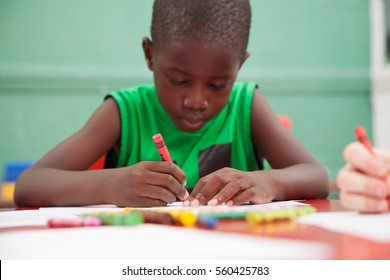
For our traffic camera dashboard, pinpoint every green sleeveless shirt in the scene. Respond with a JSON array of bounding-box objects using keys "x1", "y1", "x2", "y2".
[{"x1": 105, "y1": 82, "x2": 262, "y2": 189}]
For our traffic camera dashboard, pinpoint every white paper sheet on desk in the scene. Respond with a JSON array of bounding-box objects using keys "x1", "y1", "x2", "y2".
[
  {"x1": 0, "y1": 224, "x2": 332, "y2": 259},
  {"x1": 0, "y1": 206, "x2": 122, "y2": 229},
  {"x1": 37, "y1": 205, "x2": 122, "y2": 216},
  {"x1": 147, "y1": 200, "x2": 308, "y2": 212},
  {"x1": 37, "y1": 200, "x2": 308, "y2": 216},
  {"x1": 0, "y1": 210, "x2": 47, "y2": 228},
  {"x1": 297, "y1": 211, "x2": 390, "y2": 243}
]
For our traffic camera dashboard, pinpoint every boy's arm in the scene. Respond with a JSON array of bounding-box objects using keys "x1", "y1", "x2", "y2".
[
  {"x1": 14, "y1": 98, "x2": 121, "y2": 206},
  {"x1": 15, "y1": 98, "x2": 187, "y2": 207},
  {"x1": 250, "y1": 88, "x2": 329, "y2": 200}
]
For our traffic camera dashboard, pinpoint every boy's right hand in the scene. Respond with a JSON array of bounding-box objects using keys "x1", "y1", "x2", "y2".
[
  {"x1": 336, "y1": 142, "x2": 390, "y2": 213},
  {"x1": 106, "y1": 161, "x2": 188, "y2": 207}
]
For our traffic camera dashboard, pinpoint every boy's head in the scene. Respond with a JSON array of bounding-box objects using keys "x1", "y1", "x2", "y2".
[
  {"x1": 151, "y1": 0, "x2": 251, "y2": 59},
  {"x1": 143, "y1": 0, "x2": 252, "y2": 133}
]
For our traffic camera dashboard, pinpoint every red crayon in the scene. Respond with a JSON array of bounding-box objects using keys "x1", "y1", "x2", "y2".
[
  {"x1": 354, "y1": 126, "x2": 374, "y2": 155},
  {"x1": 354, "y1": 126, "x2": 390, "y2": 207},
  {"x1": 152, "y1": 133, "x2": 173, "y2": 162}
]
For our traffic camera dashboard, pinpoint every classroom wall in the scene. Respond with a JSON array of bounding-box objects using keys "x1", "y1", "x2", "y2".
[{"x1": 0, "y1": 0, "x2": 371, "y2": 196}]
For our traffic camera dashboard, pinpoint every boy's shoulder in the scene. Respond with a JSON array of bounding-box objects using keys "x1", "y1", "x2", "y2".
[
  {"x1": 106, "y1": 84, "x2": 155, "y2": 99},
  {"x1": 230, "y1": 82, "x2": 257, "y2": 97},
  {"x1": 115, "y1": 84, "x2": 156, "y2": 94}
]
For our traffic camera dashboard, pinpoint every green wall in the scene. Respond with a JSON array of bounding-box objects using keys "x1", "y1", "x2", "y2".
[{"x1": 0, "y1": 0, "x2": 371, "y2": 195}]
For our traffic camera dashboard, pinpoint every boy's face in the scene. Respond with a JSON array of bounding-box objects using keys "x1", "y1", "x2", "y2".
[{"x1": 143, "y1": 38, "x2": 247, "y2": 132}]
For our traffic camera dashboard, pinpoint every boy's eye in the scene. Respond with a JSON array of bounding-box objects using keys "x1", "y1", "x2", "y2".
[
  {"x1": 170, "y1": 78, "x2": 189, "y2": 86},
  {"x1": 209, "y1": 83, "x2": 227, "y2": 91}
]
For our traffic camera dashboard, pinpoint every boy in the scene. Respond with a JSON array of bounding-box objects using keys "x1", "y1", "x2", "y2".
[{"x1": 15, "y1": 0, "x2": 329, "y2": 207}]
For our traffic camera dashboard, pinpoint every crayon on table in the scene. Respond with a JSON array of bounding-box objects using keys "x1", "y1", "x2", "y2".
[
  {"x1": 133, "y1": 210, "x2": 174, "y2": 225},
  {"x1": 48, "y1": 216, "x2": 101, "y2": 228},
  {"x1": 168, "y1": 211, "x2": 197, "y2": 227},
  {"x1": 245, "y1": 206, "x2": 316, "y2": 225},
  {"x1": 197, "y1": 215, "x2": 218, "y2": 229},
  {"x1": 354, "y1": 126, "x2": 390, "y2": 207},
  {"x1": 84, "y1": 212, "x2": 144, "y2": 226},
  {"x1": 199, "y1": 211, "x2": 247, "y2": 220}
]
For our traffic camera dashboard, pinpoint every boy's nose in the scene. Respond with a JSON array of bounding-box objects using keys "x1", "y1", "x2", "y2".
[{"x1": 183, "y1": 88, "x2": 208, "y2": 110}]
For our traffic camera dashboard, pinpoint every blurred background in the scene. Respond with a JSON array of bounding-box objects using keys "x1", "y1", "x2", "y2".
[{"x1": 1, "y1": 0, "x2": 389, "y2": 201}]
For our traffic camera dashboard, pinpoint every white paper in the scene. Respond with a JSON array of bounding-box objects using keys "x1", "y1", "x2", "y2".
[
  {"x1": 37, "y1": 205, "x2": 122, "y2": 216},
  {"x1": 162, "y1": 200, "x2": 308, "y2": 212},
  {"x1": 297, "y1": 211, "x2": 390, "y2": 243},
  {"x1": 0, "y1": 224, "x2": 332, "y2": 259},
  {"x1": 0, "y1": 210, "x2": 47, "y2": 228}
]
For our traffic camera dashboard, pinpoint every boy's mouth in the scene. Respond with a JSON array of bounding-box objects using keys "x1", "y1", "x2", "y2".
[{"x1": 181, "y1": 117, "x2": 204, "y2": 131}]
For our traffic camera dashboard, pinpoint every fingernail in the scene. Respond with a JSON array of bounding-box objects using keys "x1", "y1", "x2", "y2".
[
  {"x1": 178, "y1": 189, "x2": 189, "y2": 201},
  {"x1": 208, "y1": 198, "x2": 218, "y2": 206},
  {"x1": 190, "y1": 199, "x2": 199, "y2": 207},
  {"x1": 183, "y1": 200, "x2": 190, "y2": 206},
  {"x1": 225, "y1": 200, "x2": 233, "y2": 206},
  {"x1": 183, "y1": 190, "x2": 189, "y2": 200},
  {"x1": 182, "y1": 179, "x2": 187, "y2": 187}
]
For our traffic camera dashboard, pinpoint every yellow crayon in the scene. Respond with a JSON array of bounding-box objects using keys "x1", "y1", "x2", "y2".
[
  {"x1": 168, "y1": 211, "x2": 197, "y2": 227},
  {"x1": 246, "y1": 212, "x2": 264, "y2": 225},
  {"x1": 245, "y1": 207, "x2": 316, "y2": 225}
]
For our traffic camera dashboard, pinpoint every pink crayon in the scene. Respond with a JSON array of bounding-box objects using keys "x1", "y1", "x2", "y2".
[{"x1": 48, "y1": 216, "x2": 101, "y2": 228}]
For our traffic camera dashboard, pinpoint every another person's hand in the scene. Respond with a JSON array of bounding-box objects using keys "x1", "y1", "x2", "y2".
[
  {"x1": 106, "y1": 161, "x2": 187, "y2": 207},
  {"x1": 183, "y1": 167, "x2": 276, "y2": 206},
  {"x1": 336, "y1": 142, "x2": 390, "y2": 213}
]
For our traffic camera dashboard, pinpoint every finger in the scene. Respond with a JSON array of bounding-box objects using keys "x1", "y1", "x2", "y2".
[
  {"x1": 147, "y1": 161, "x2": 187, "y2": 187},
  {"x1": 374, "y1": 148, "x2": 390, "y2": 168},
  {"x1": 208, "y1": 179, "x2": 249, "y2": 206},
  {"x1": 387, "y1": 175, "x2": 390, "y2": 195},
  {"x1": 119, "y1": 196, "x2": 167, "y2": 208},
  {"x1": 336, "y1": 168, "x2": 388, "y2": 198},
  {"x1": 191, "y1": 174, "x2": 229, "y2": 206},
  {"x1": 340, "y1": 191, "x2": 388, "y2": 213},
  {"x1": 187, "y1": 168, "x2": 239, "y2": 205},
  {"x1": 183, "y1": 175, "x2": 211, "y2": 206},
  {"x1": 146, "y1": 162, "x2": 188, "y2": 200},
  {"x1": 344, "y1": 142, "x2": 387, "y2": 177},
  {"x1": 137, "y1": 184, "x2": 177, "y2": 204},
  {"x1": 145, "y1": 171, "x2": 188, "y2": 200},
  {"x1": 228, "y1": 187, "x2": 270, "y2": 205},
  {"x1": 133, "y1": 198, "x2": 167, "y2": 207},
  {"x1": 184, "y1": 168, "x2": 237, "y2": 206}
]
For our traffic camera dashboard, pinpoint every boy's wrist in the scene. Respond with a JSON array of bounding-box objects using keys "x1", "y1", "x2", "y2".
[{"x1": 250, "y1": 170, "x2": 278, "y2": 201}]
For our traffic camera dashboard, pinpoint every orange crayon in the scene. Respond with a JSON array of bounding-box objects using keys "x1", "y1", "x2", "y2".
[
  {"x1": 152, "y1": 133, "x2": 172, "y2": 162},
  {"x1": 354, "y1": 126, "x2": 390, "y2": 207}
]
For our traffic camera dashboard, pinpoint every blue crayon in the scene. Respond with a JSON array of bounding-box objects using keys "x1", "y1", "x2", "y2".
[{"x1": 197, "y1": 215, "x2": 218, "y2": 229}]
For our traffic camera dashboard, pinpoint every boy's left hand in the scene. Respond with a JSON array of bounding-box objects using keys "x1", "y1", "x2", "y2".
[{"x1": 183, "y1": 168, "x2": 275, "y2": 206}]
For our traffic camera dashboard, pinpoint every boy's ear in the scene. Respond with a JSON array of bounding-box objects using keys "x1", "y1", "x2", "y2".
[
  {"x1": 142, "y1": 37, "x2": 154, "y2": 71},
  {"x1": 239, "y1": 51, "x2": 251, "y2": 69}
]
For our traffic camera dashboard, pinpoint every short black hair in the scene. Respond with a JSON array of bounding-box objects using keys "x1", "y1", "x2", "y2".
[{"x1": 151, "y1": 0, "x2": 251, "y2": 58}]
